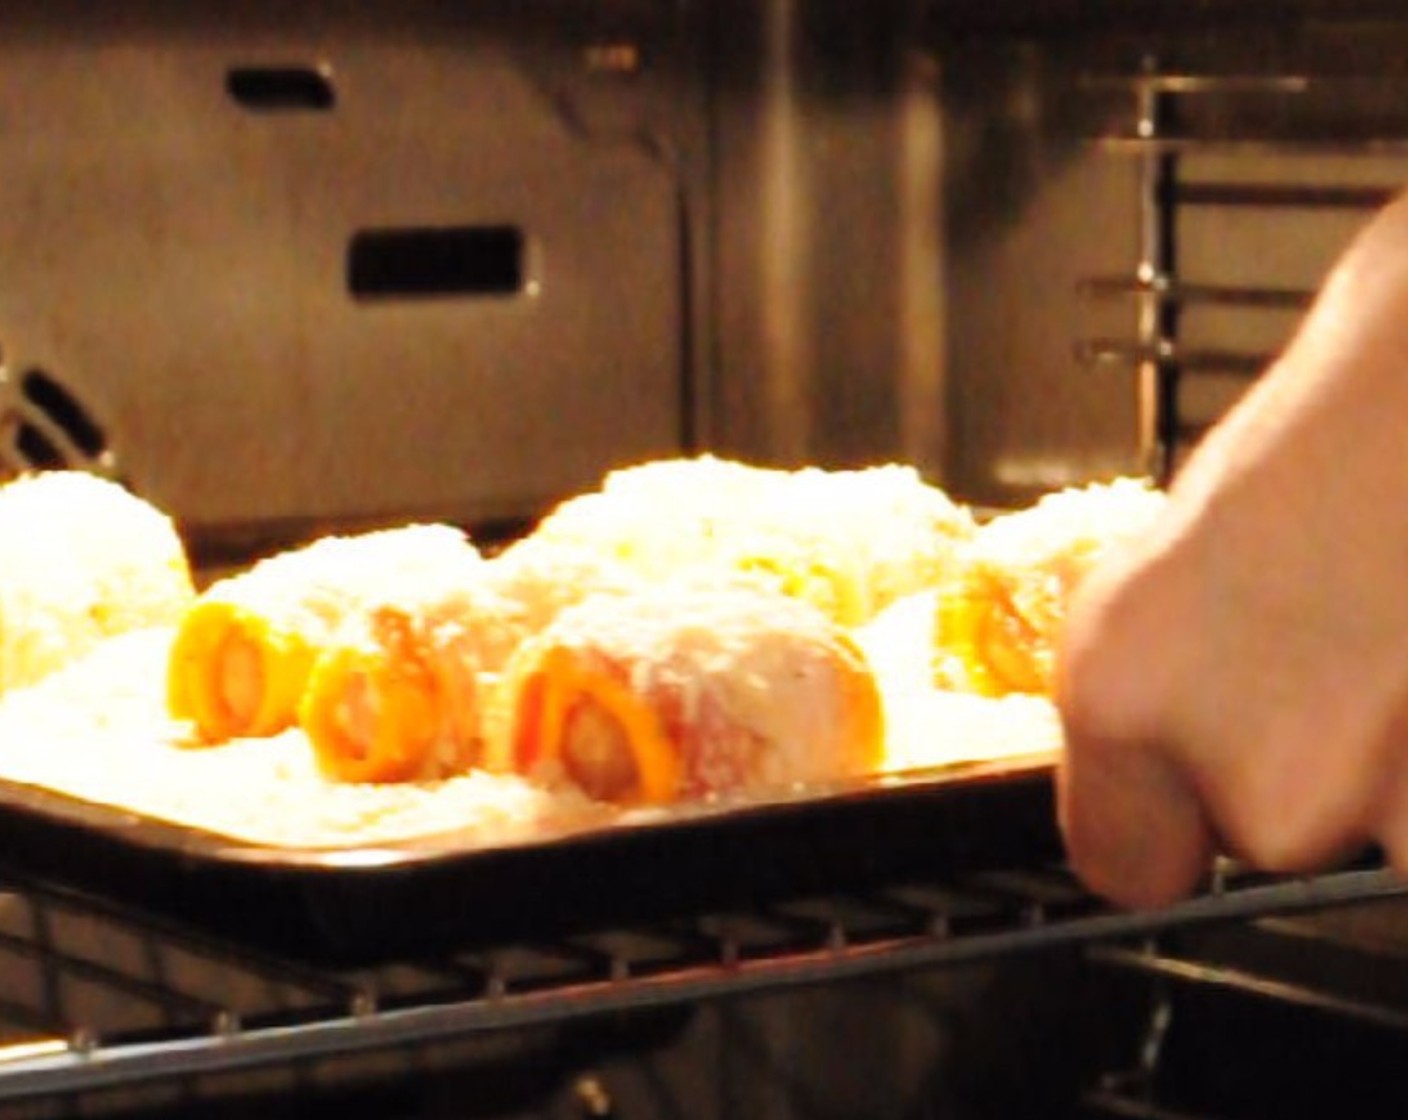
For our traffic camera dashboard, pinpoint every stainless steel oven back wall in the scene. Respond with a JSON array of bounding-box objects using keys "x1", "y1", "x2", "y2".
[
  {"x1": 4, "y1": 1, "x2": 1408, "y2": 546},
  {"x1": 704, "y1": 0, "x2": 1408, "y2": 509},
  {"x1": 0, "y1": 1, "x2": 697, "y2": 551}
]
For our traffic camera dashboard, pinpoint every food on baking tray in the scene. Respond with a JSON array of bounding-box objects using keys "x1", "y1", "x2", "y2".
[
  {"x1": 0, "y1": 629, "x2": 580, "y2": 850},
  {"x1": 480, "y1": 532, "x2": 641, "y2": 637},
  {"x1": 486, "y1": 582, "x2": 886, "y2": 806},
  {"x1": 526, "y1": 455, "x2": 977, "y2": 627},
  {"x1": 167, "y1": 523, "x2": 481, "y2": 743},
  {"x1": 298, "y1": 585, "x2": 516, "y2": 784},
  {"x1": 933, "y1": 477, "x2": 1166, "y2": 697},
  {"x1": 856, "y1": 587, "x2": 1064, "y2": 772},
  {"x1": 298, "y1": 535, "x2": 640, "y2": 784},
  {"x1": 0, "y1": 455, "x2": 1093, "y2": 851},
  {"x1": 0, "y1": 470, "x2": 195, "y2": 695},
  {"x1": 530, "y1": 454, "x2": 773, "y2": 575}
]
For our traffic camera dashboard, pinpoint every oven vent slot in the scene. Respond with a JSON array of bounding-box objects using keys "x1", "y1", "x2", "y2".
[
  {"x1": 225, "y1": 65, "x2": 336, "y2": 113},
  {"x1": 347, "y1": 226, "x2": 527, "y2": 300},
  {"x1": 0, "y1": 365, "x2": 114, "y2": 478}
]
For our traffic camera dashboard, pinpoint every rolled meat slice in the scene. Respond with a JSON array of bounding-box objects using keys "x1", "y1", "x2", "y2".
[
  {"x1": 298, "y1": 534, "x2": 641, "y2": 783},
  {"x1": 297, "y1": 564, "x2": 547, "y2": 784},
  {"x1": 166, "y1": 523, "x2": 480, "y2": 742},
  {"x1": 0, "y1": 471, "x2": 195, "y2": 694},
  {"x1": 298, "y1": 595, "x2": 504, "y2": 782},
  {"x1": 488, "y1": 582, "x2": 886, "y2": 806},
  {"x1": 933, "y1": 477, "x2": 1167, "y2": 697}
]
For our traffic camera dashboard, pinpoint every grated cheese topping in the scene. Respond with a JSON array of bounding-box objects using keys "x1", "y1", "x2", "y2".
[
  {"x1": 197, "y1": 523, "x2": 483, "y2": 643},
  {"x1": 0, "y1": 472, "x2": 195, "y2": 694},
  {"x1": 530, "y1": 456, "x2": 977, "y2": 626}
]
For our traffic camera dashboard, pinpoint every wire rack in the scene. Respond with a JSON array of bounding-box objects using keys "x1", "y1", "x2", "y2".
[
  {"x1": 0, "y1": 858, "x2": 1402, "y2": 1115},
  {"x1": 1077, "y1": 869, "x2": 1408, "y2": 1118},
  {"x1": 1075, "y1": 62, "x2": 1408, "y2": 482}
]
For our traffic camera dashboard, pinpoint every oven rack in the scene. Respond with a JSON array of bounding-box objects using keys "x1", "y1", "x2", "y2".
[{"x1": 0, "y1": 860, "x2": 1402, "y2": 1111}]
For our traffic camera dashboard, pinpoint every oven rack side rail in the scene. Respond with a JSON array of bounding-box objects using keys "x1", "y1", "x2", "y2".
[{"x1": 0, "y1": 862, "x2": 1400, "y2": 1104}]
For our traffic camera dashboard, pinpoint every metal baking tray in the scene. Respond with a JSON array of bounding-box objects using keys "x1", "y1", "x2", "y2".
[{"x1": 0, "y1": 754, "x2": 1060, "y2": 967}]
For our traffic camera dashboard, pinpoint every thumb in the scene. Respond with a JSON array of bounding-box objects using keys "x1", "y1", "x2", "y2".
[{"x1": 1056, "y1": 725, "x2": 1214, "y2": 910}]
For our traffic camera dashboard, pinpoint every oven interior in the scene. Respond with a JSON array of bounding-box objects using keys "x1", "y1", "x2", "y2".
[{"x1": 1, "y1": 2, "x2": 1407, "y2": 1116}]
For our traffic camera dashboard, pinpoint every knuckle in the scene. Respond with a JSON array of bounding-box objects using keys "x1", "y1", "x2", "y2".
[{"x1": 1213, "y1": 770, "x2": 1371, "y2": 877}]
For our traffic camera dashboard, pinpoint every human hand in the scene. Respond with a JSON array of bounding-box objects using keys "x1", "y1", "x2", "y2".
[{"x1": 1055, "y1": 191, "x2": 1408, "y2": 908}]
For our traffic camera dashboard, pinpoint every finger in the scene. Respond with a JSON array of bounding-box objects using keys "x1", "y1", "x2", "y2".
[
  {"x1": 1057, "y1": 732, "x2": 1215, "y2": 910},
  {"x1": 1367, "y1": 746, "x2": 1408, "y2": 880},
  {"x1": 1053, "y1": 544, "x2": 1213, "y2": 908}
]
